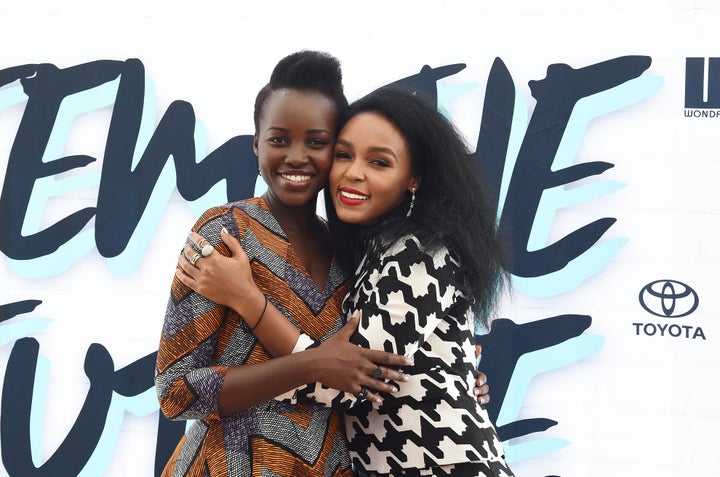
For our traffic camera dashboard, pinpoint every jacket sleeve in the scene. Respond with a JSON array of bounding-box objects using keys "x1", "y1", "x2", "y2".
[{"x1": 154, "y1": 209, "x2": 237, "y2": 422}]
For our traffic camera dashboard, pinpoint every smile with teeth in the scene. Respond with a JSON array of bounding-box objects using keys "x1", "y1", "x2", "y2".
[
  {"x1": 340, "y1": 190, "x2": 368, "y2": 200},
  {"x1": 281, "y1": 173, "x2": 312, "y2": 183}
]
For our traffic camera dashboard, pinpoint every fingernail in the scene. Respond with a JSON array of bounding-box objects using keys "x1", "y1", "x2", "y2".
[
  {"x1": 401, "y1": 373, "x2": 410, "y2": 382},
  {"x1": 221, "y1": 227, "x2": 229, "y2": 234},
  {"x1": 474, "y1": 388, "x2": 480, "y2": 396}
]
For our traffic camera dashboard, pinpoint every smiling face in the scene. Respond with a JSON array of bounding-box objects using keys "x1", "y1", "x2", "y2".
[
  {"x1": 329, "y1": 111, "x2": 420, "y2": 226},
  {"x1": 254, "y1": 88, "x2": 337, "y2": 209}
]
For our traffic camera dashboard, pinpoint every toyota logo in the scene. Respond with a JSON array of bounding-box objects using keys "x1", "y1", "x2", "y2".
[{"x1": 638, "y1": 280, "x2": 699, "y2": 318}]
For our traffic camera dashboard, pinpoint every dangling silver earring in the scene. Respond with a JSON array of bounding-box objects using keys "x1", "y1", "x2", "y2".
[{"x1": 406, "y1": 188, "x2": 416, "y2": 218}]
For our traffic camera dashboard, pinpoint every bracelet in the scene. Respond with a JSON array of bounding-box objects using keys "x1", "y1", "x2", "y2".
[{"x1": 251, "y1": 294, "x2": 268, "y2": 331}]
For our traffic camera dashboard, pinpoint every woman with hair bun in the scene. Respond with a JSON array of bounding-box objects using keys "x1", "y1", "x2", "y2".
[{"x1": 166, "y1": 53, "x2": 495, "y2": 477}]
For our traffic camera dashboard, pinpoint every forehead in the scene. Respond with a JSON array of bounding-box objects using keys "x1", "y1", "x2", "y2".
[
  {"x1": 340, "y1": 112, "x2": 407, "y2": 149},
  {"x1": 260, "y1": 89, "x2": 337, "y2": 128}
]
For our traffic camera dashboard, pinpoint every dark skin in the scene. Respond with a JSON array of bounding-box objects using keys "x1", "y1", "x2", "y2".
[{"x1": 263, "y1": 192, "x2": 332, "y2": 290}]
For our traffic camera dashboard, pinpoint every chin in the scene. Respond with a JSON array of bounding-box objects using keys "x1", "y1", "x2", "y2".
[{"x1": 335, "y1": 210, "x2": 363, "y2": 225}]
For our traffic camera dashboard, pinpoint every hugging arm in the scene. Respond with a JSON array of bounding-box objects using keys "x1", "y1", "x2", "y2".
[
  {"x1": 176, "y1": 229, "x2": 411, "y2": 406},
  {"x1": 155, "y1": 212, "x2": 353, "y2": 418},
  {"x1": 177, "y1": 230, "x2": 491, "y2": 409}
]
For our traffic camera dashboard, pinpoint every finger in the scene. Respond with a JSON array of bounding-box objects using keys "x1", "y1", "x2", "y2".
[
  {"x1": 475, "y1": 343, "x2": 482, "y2": 359},
  {"x1": 474, "y1": 383, "x2": 489, "y2": 397},
  {"x1": 220, "y1": 227, "x2": 244, "y2": 258},
  {"x1": 476, "y1": 371, "x2": 487, "y2": 386},
  {"x1": 175, "y1": 268, "x2": 194, "y2": 287},
  {"x1": 336, "y1": 312, "x2": 360, "y2": 339},
  {"x1": 365, "y1": 349, "x2": 413, "y2": 367},
  {"x1": 180, "y1": 244, "x2": 193, "y2": 264},
  {"x1": 182, "y1": 243, "x2": 196, "y2": 260},
  {"x1": 365, "y1": 375, "x2": 402, "y2": 395},
  {"x1": 187, "y1": 231, "x2": 206, "y2": 246},
  {"x1": 477, "y1": 390, "x2": 490, "y2": 405},
  {"x1": 368, "y1": 365, "x2": 408, "y2": 384},
  {"x1": 363, "y1": 389, "x2": 384, "y2": 405},
  {"x1": 177, "y1": 253, "x2": 192, "y2": 277},
  {"x1": 181, "y1": 244, "x2": 204, "y2": 269}
]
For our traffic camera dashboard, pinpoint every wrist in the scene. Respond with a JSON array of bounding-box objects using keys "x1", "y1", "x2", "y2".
[
  {"x1": 235, "y1": 289, "x2": 266, "y2": 324},
  {"x1": 297, "y1": 347, "x2": 321, "y2": 383}
]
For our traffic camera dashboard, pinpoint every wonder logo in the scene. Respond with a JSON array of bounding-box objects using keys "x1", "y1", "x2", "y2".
[
  {"x1": 633, "y1": 279, "x2": 705, "y2": 340},
  {"x1": 684, "y1": 57, "x2": 720, "y2": 117}
]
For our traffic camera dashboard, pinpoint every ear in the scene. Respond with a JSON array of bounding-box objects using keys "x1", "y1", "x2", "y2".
[
  {"x1": 409, "y1": 176, "x2": 422, "y2": 192},
  {"x1": 253, "y1": 133, "x2": 259, "y2": 156}
]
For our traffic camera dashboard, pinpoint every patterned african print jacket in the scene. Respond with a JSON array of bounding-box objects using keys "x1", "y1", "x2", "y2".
[
  {"x1": 155, "y1": 198, "x2": 354, "y2": 477},
  {"x1": 285, "y1": 235, "x2": 511, "y2": 475}
]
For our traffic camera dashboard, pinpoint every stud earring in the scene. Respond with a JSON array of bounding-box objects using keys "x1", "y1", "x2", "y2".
[{"x1": 406, "y1": 188, "x2": 416, "y2": 218}]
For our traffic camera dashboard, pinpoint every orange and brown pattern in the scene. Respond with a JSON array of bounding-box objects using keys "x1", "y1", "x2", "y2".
[{"x1": 155, "y1": 197, "x2": 354, "y2": 477}]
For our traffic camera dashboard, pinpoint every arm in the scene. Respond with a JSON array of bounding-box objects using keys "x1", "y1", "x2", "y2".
[
  {"x1": 174, "y1": 228, "x2": 411, "y2": 406},
  {"x1": 302, "y1": 236, "x2": 470, "y2": 410},
  {"x1": 155, "y1": 211, "x2": 385, "y2": 419},
  {"x1": 176, "y1": 230, "x2": 489, "y2": 408}
]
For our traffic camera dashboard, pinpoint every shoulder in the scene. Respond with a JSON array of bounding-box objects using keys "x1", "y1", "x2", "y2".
[
  {"x1": 384, "y1": 234, "x2": 460, "y2": 272},
  {"x1": 191, "y1": 198, "x2": 266, "y2": 240}
]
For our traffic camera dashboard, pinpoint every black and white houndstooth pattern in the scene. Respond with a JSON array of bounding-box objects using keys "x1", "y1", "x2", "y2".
[{"x1": 287, "y1": 235, "x2": 513, "y2": 476}]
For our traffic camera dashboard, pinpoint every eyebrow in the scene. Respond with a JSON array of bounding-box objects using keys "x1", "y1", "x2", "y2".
[
  {"x1": 336, "y1": 139, "x2": 398, "y2": 161},
  {"x1": 266, "y1": 126, "x2": 332, "y2": 135}
]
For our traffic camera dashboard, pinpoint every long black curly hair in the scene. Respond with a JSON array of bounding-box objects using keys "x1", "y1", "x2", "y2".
[{"x1": 325, "y1": 87, "x2": 510, "y2": 327}]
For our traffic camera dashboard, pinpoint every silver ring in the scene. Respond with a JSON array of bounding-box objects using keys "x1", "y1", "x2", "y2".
[
  {"x1": 197, "y1": 238, "x2": 208, "y2": 248},
  {"x1": 189, "y1": 252, "x2": 201, "y2": 265},
  {"x1": 357, "y1": 386, "x2": 368, "y2": 401},
  {"x1": 201, "y1": 244, "x2": 214, "y2": 256},
  {"x1": 371, "y1": 367, "x2": 382, "y2": 379}
]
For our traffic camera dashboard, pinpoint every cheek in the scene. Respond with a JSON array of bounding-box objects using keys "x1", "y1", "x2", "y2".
[
  {"x1": 328, "y1": 163, "x2": 343, "y2": 189},
  {"x1": 317, "y1": 151, "x2": 334, "y2": 173}
]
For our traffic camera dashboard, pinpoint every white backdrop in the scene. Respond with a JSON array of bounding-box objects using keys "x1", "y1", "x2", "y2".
[{"x1": 1, "y1": 1, "x2": 718, "y2": 476}]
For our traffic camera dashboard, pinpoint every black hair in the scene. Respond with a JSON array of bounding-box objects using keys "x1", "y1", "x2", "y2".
[
  {"x1": 253, "y1": 50, "x2": 348, "y2": 132},
  {"x1": 325, "y1": 88, "x2": 510, "y2": 327}
]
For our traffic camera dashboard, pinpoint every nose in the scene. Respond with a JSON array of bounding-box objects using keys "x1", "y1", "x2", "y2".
[
  {"x1": 285, "y1": 144, "x2": 308, "y2": 166},
  {"x1": 342, "y1": 158, "x2": 364, "y2": 181}
]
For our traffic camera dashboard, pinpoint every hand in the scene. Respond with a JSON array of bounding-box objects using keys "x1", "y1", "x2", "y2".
[
  {"x1": 311, "y1": 312, "x2": 412, "y2": 405},
  {"x1": 176, "y1": 229, "x2": 259, "y2": 313},
  {"x1": 474, "y1": 344, "x2": 490, "y2": 405},
  {"x1": 474, "y1": 371, "x2": 490, "y2": 405}
]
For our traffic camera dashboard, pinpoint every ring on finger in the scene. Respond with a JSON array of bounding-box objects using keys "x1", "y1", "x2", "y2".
[
  {"x1": 201, "y1": 243, "x2": 214, "y2": 257},
  {"x1": 357, "y1": 385, "x2": 368, "y2": 401},
  {"x1": 189, "y1": 252, "x2": 202, "y2": 265},
  {"x1": 371, "y1": 367, "x2": 382, "y2": 379}
]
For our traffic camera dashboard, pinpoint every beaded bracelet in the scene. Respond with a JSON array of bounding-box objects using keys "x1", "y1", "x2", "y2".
[{"x1": 252, "y1": 294, "x2": 268, "y2": 331}]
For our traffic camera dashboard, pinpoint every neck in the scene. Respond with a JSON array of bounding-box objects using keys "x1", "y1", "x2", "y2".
[{"x1": 263, "y1": 193, "x2": 320, "y2": 232}]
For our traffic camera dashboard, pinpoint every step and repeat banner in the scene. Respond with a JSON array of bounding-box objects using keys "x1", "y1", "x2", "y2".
[{"x1": 1, "y1": 2, "x2": 717, "y2": 476}]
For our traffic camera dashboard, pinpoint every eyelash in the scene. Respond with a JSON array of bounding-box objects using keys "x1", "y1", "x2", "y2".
[
  {"x1": 334, "y1": 151, "x2": 390, "y2": 168},
  {"x1": 268, "y1": 137, "x2": 329, "y2": 148}
]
